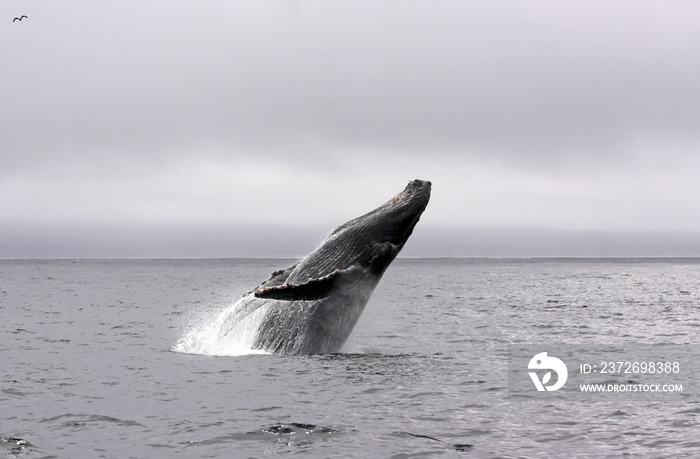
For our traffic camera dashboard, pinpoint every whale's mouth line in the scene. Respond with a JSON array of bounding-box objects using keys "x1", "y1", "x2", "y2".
[{"x1": 376, "y1": 211, "x2": 424, "y2": 247}]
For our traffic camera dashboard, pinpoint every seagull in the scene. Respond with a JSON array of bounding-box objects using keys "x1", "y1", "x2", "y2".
[{"x1": 13, "y1": 15, "x2": 28, "y2": 22}]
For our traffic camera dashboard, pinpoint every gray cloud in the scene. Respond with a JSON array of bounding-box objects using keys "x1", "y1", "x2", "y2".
[
  {"x1": 5, "y1": 2, "x2": 700, "y2": 159},
  {"x1": 2, "y1": 1, "x2": 700, "y2": 255}
]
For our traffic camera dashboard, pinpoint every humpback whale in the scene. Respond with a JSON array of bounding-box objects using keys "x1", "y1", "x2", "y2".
[{"x1": 221, "y1": 179, "x2": 431, "y2": 355}]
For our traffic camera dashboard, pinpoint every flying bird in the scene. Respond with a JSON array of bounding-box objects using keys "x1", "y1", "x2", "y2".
[{"x1": 13, "y1": 15, "x2": 28, "y2": 22}]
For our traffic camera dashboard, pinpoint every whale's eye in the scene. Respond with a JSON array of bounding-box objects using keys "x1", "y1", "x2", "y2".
[{"x1": 537, "y1": 360, "x2": 541, "y2": 365}]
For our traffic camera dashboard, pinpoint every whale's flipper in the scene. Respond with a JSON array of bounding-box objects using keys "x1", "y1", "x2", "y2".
[
  {"x1": 243, "y1": 263, "x2": 298, "y2": 296},
  {"x1": 254, "y1": 267, "x2": 360, "y2": 301}
]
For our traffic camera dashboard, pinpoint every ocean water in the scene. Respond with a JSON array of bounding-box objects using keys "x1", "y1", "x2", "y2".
[{"x1": 1, "y1": 258, "x2": 700, "y2": 458}]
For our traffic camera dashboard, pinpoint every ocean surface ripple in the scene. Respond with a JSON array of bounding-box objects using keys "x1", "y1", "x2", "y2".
[{"x1": 1, "y1": 258, "x2": 699, "y2": 458}]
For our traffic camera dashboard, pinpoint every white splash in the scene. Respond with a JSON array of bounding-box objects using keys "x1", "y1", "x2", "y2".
[{"x1": 172, "y1": 298, "x2": 271, "y2": 356}]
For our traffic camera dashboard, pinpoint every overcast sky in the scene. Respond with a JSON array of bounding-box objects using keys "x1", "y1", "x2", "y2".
[{"x1": 2, "y1": 1, "x2": 700, "y2": 257}]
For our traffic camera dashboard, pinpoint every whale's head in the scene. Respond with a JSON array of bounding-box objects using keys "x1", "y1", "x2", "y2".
[
  {"x1": 372, "y1": 179, "x2": 432, "y2": 249},
  {"x1": 324, "y1": 179, "x2": 431, "y2": 276},
  {"x1": 284, "y1": 179, "x2": 431, "y2": 284},
  {"x1": 328, "y1": 179, "x2": 430, "y2": 250}
]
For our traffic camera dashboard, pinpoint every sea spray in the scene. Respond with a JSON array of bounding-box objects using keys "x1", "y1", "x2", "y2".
[{"x1": 173, "y1": 298, "x2": 270, "y2": 356}]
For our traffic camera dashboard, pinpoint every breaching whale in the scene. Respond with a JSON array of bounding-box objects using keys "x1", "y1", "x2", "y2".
[{"x1": 220, "y1": 179, "x2": 431, "y2": 355}]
